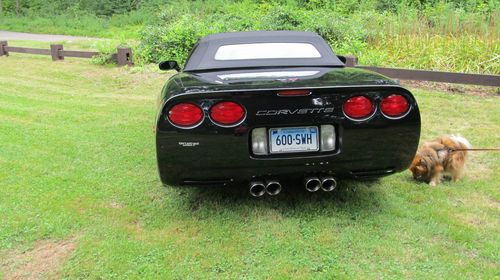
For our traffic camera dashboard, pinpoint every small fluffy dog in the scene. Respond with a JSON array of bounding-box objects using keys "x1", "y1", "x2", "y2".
[{"x1": 409, "y1": 135, "x2": 471, "y2": 186}]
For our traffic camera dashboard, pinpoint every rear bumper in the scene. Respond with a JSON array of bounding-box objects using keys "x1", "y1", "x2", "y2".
[{"x1": 156, "y1": 121, "x2": 420, "y2": 186}]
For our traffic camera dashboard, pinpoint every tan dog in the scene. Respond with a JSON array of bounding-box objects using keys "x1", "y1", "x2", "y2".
[{"x1": 409, "y1": 135, "x2": 471, "y2": 186}]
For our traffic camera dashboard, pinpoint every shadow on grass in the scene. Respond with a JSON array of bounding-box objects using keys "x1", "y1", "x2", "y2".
[{"x1": 163, "y1": 179, "x2": 389, "y2": 220}]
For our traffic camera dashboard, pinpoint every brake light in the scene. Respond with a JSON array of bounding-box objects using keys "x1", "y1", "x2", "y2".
[
  {"x1": 210, "y1": 101, "x2": 245, "y2": 126},
  {"x1": 168, "y1": 103, "x2": 203, "y2": 127},
  {"x1": 342, "y1": 96, "x2": 374, "y2": 119},
  {"x1": 277, "y1": 89, "x2": 311, "y2": 97},
  {"x1": 381, "y1": 94, "x2": 409, "y2": 117}
]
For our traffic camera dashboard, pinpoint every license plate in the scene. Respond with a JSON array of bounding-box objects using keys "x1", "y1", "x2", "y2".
[{"x1": 269, "y1": 126, "x2": 319, "y2": 154}]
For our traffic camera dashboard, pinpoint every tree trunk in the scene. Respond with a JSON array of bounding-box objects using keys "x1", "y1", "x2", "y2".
[
  {"x1": 0, "y1": 0, "x2": 3, "y2": 15},
  {"x1": 16, "y1": 0, "x2": 20, "y2": 16}
]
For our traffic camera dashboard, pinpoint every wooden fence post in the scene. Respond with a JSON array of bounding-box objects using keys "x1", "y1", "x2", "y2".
[
  {"x1": 116, "y1": 47, "x2": 133, "y2": 66},
  {"x1": 0, "y1": 41, "x2": 8, "y2": 56},
  {"x1": 50, "y1": 44, "x2": 64, "y2": 61},
  {"x1": 345, "y1": 55, "x2": 358, "y2": 67}
]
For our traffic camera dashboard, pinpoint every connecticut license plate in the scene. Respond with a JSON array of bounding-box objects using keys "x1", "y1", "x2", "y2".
[{"x1": 269, "y1": 126, "x2": 319, "y2": 154}]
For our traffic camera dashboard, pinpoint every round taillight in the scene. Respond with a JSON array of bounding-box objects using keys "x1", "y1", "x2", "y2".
[
  {"x1": 343, "y1": 96, "x2": 375, "y2": 119},
  {"x1": 210, "y1": 101, "x2": 245, "y2": 126},
  {"x1": 168, "y1": 103, "x2": 203, "y2": 127},
  {"x1": 381, "y1": 94, "x2": 409, "y2": 117}
]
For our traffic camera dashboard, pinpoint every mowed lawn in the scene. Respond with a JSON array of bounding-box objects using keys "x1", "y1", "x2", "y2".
[{"x1": 0, "y1": 54, "x2": 498, "y2": 279}]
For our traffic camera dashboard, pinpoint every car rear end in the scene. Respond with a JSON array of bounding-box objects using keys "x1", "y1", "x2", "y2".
[{"x1": 155, "y1": 84, "x2": 420, "y2": 194}]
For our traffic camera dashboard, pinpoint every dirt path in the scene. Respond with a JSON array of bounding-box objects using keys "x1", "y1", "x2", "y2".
[
  {"x1": 0, "y1": 30, "x2": 101, "y2": 42},
  {"x1": 0, "y1": 239, "x2": 76, "y2": 279}
]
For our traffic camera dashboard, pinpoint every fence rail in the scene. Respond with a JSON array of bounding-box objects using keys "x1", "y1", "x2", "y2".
[
  {"x1": 358, "y1": 66, "x2": 499, "y2": 87},
  {"x1": 4, "y1": 46, "x2": 51, "y2": 55},
  {"x1": 0, "y1": 41, "x2": 498, "y2": 86},
  {"x1": 344, "y1": 55, "x2": 499, "y2": 87},
  {"x1": 0, "y1": 41, "x2": 132, "y2": 66}
]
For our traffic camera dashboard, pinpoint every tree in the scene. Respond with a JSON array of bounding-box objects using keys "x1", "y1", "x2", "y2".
[{"x1": 16, "y1": 0, "x2": 20, "y2": 16}]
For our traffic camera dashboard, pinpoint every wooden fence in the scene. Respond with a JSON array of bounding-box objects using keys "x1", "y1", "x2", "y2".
[
  {"x1": 0, "y1": 41, "x2": 132, "y2": 66},
  {"x1": 343, "y1": 55, "x2": 499, "y2": 87},
  {"x1": 1, "y1": 41, "x2": 498, "y2": 86}
]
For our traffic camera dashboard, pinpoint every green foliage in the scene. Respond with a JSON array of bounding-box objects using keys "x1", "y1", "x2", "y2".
[
  {"x1": 0, "y1": 10, "x2": 147, "y2": 39},
  {"x1": 135, "y1": 1, "x2": 498, "y2": 74},
  {"x1": 363, "y1": 34, "x2": 500, "y2": 73},
  {"x1": 0, "y1": 0, "x2": 140, "y2": 16},
  {"x1": 136, "y1": 2, "x2": 376, "y2": 65},
  {"x1": 0, "y1": 0, "x2": 498, "y2": 73},
  {"x1": 90, "y1": 40, "x2": 120, "y2": 65}
]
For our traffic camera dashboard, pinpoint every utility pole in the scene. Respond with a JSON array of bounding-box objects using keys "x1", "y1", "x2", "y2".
[
  {"x1": 0, "y1": 0, "x2": 3, "y2": 16},
  {"x1": 16, "y1": 0, "x2": 20, "y2": 16}
]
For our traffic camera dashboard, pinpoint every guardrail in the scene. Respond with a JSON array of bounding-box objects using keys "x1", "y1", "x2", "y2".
[
  {"x1": 0, "y1": 41, "x2": 132, "y2": 66},
  {"x1": 343, "y1": 55, "x2": 499, "y2": 87}
]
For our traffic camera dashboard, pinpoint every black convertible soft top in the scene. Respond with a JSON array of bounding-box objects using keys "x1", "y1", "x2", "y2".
[{"x1": 183, "y1": 31, "x2": 345, "y2": 72}]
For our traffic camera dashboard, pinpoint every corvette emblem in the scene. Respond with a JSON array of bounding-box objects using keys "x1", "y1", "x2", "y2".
[{"x1": 256, "y1": 107, "x2": 334, "y2": 116}]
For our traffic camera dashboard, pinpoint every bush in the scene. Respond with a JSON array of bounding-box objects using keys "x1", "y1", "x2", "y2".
[
  {"x1": 137, "y1": 1, "x2": 372, "y2": 65},
  {"x1": 135, "y1": 1, "x2": 498, "y2": 74},
  {"x1": 90, "y1": 40, "x2": 122, "y2": 65}
]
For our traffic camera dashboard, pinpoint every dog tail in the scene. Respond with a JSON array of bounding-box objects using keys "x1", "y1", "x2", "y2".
[{"x1": 451, "y1": 135, "x2": 472, "y2": 149}]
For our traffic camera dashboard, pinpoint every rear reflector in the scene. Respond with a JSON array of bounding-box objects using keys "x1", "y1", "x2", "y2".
[
  {"x1": 277, "y1": 89, "x2": 311, "y2": 97},
  {"x1": 380, "y1": 94, "x2": 409, "y2": 117},
  {"x1": 210, "y1": 101, "x2": 245, "y2": 126},
  {"x1": 342, "y1": 96, "x2": 374, "y2": 119},
  {"x1": 168, "y1": 103, "x2": 203, "y2": 127}
]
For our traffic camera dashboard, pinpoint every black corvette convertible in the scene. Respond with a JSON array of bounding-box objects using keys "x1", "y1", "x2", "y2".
[{"x1": 155, "y1": 31, "x2": 420, "y2": 196}]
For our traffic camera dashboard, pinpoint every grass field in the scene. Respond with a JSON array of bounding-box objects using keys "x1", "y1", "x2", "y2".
[{"x1": 0, "y1": 54, "x2": 499, "y2": 279}]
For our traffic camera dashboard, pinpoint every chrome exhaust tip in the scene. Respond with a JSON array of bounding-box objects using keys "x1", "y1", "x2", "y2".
[
  {"x1": 304, "y1": 176, "x2": 321, "y2": 192},
  {"x1": 249, "y1": 180, "x2": 266, "y2": 197},
  {"x1": 320, "y1": 176, "x2": 337, "y2": 192},
  {"x1": 265, "y1": 180, "x2": 282, "y2": 196}
]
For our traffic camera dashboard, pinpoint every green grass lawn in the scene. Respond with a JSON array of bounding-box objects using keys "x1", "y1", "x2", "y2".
[{"x1": 0, "y1": 54, "x2": 498, "y2": 279}]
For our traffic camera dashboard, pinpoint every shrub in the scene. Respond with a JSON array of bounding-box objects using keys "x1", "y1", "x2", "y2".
[
  {"x1": 135, "y1": 1, "x2": 498, "y2": 74},
  {"x1": 90, "y1": 39, "x2": 131, "y2": 66},
  {"x1": 137, "y1": 2, "x2": 372, "y2": 66}
]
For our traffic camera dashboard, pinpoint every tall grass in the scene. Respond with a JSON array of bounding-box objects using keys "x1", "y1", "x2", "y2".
[
  {"x1": 354, "y1": 6, "x2": 499, "y2": 73},
  {"x1": 0, "y1": 10, "x2": 149, "y2": 39},
  {"x1": 361, "y1": 34, "x2": 500, "y2": 73},
  {"x1": 360, "y1": 6, "x2": 498, "y2": 38}
]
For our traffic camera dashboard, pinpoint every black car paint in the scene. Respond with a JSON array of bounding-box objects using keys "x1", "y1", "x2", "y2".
[{"x1": 156, "y1": 66, "x2": 421, "y2": 187}]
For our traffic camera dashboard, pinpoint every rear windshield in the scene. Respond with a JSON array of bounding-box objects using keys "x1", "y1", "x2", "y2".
[{"x1": 214, "y1": 43, "x2": 321, "y2": 60}]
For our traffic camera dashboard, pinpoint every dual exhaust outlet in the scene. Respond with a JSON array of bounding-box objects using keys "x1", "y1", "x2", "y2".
[
  {"x1": 249, "y1": 175, "x2": 337, "y2": 197},
  {"x1": 304, "y1": 175, "x2": 337, "y2": 192},
  {"x1": 249, "y1": 180, "x2": 282, "y2": 197}
]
